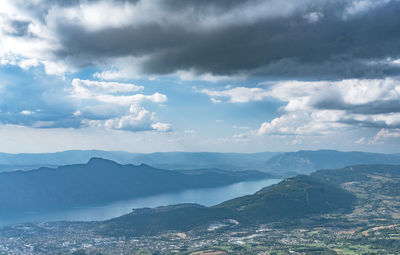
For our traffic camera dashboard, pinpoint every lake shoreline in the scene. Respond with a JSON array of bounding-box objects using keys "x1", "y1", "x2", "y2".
[{"x1": 0, "y1": 178, "x2": 281, "y2": 227}]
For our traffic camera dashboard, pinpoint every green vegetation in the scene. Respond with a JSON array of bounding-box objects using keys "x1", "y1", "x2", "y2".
[
  {"x1": 216, "y1": 175, "x2": 355, "y2": 224},
  {"x1": 98, "y1": 175, "x2": 356, "y2": 236},
  {"x1": 98, "y1": 204, "x2": 233, "y2": 236}
]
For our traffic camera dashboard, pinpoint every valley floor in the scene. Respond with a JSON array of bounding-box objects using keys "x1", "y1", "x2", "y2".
[{"x1": 1, "y1": 217, "x2": 400, "y2": 255}]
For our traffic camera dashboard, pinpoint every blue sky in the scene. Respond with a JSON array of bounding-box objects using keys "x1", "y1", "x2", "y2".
[{"x1": 0, "y1": 0, "x2": 400, "y2": 153}]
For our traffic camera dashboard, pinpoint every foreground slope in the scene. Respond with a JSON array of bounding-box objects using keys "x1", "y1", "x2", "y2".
[
  {"x1": 98, "y1": 175, "x2": 355, "y2": 236},
  {"x1": 215, "y1": 175, "x2": 355, "y2": 224},
  {"x1": 0, "y1": 158, "x2": 268, "y2": 212}
]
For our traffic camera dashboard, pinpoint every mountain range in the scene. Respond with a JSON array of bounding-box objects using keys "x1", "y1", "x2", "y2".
[
  {"x1": 0, "y1": 158, "x2": 269, "y2": 213},
  {"x1": 1, "y1": 150, "x2": 400, "y2": 176},
  {"x1": 264, "y1": 150, "x2": 400, "y2": 175},
  {"x1": 0, "y1": 150, "x2": 279, "y2": 172}
]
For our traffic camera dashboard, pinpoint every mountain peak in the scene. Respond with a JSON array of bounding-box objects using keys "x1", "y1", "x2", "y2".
[{"x1": 87, "y1": 157, "x2": 119, "y2": 165}]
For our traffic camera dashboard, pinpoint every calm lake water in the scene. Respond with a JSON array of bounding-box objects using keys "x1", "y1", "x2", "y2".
[{"x1": 0, "y1": 178, "x2": 281, "y2": 227}]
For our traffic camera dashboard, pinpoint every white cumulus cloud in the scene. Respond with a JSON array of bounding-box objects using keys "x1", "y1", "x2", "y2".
[
  {"x1": 71, "y1": 79, "x2": 167, "y2": 105},
  {"x1": 205, "y1": 78, "x2": 400, "y2": 138},
  {"x1": 103, "y1": 104, "x2": 171, "y2": 132}
]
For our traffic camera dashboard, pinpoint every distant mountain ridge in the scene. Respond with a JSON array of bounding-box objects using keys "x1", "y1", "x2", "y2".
[
  {"x1": 1, "y1": 149, "x2": 400, "y2": 176},
  {"x1": 311, "y1": 164, "x2": 400, "y2": 185},
  {"x1": 0, "y1": 150, "x2": 279, "y2": 172},
  {"x1": 264, "y1": 150, "x2": 400, "y2": 175},
  {"x1": 0, "y1": 158, "x2": 270, "y2": 213}
]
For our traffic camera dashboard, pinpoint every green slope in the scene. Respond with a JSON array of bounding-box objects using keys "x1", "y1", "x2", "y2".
[
  {"x1": 98, "y1": 204, "x2": 233, "y2": 236},
  {"x1": 215, "y1": 175, "x2": 355, "y2": 224},
  {"x1": 99, "y1": 175, "x2": 355, "y2": 236}
]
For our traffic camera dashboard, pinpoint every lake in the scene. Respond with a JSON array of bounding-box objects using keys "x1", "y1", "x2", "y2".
[{"x1": 0, "y1": 178, "x2": 281, "y2": 227}]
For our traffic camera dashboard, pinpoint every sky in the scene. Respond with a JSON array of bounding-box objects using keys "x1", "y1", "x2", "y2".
[{"x1": 0, "y1": 0, "x2": 400, "y2": 153}]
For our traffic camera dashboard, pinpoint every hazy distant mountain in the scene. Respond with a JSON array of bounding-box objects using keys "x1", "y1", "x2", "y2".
[
  {"x1": 0, "y1": 150, "x2": 279, "y2": 172},
  {"x1": 311, "y1": 164, "x2": 400, "y2": 186},
  {"x1": 128, "y1": 151, "x2": 280, "y2": 170},
  {"x1": 0, "y1": 150, "x2": 136, "y2": 171},
  {"x1": 0, "y1": 158, "x2": 270, "y2": 213},
  {"x1": 1, "y1": 149, "x2": 399, "y2": 176},
  {"x1": 98, "y1": 175, "x2": 355, "y2": 236},
  {"x1": 264, "y1": 150, "x2": 400, "y2": 175}
]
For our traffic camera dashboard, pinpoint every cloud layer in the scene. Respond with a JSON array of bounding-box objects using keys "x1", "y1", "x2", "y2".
[
  {"x1": 201, "y1": 78, "x2": 400, "y2": 139},
  {"x1": 0, "y1": 0, "x2": 399, "y2": 152},
  {"x1": 0, "y1": 68, "x2": 170, "y2": 132},
  {"x1": 2, "y1": 0, "x2": 400, "y2": 79}
]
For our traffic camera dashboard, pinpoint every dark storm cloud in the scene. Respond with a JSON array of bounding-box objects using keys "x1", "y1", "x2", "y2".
[
  {"x1": 5, "y1": 20, "x2": 31, "y2": 36},
  {"x1": 55, "y1": 23, "x2": 191, "y2": 67},
  {"x1": 40, "y1": 0, "x2": 400, "y2": 79}
]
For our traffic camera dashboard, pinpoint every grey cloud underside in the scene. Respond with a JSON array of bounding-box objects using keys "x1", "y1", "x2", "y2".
[
  {"x1": 6, "y1": 21, "x2": 31, "y2": 37},
  {"x1": 339, "y1": 118, "x2": 400, "y2": 129},
  {"x1": 313, "y1": 99, "x2": 400, "y2": 115},
  {"x1": 48, "y1": 0, "x2": 400, "y2": 79}
]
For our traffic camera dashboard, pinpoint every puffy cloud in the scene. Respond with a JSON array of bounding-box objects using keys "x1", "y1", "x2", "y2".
[
  {"x1": 265, "y1": 79, "x2": 400, "y2": 135},
  {"x1": 202, "y1": 78, "x2": 400, "y2": 108},
  {"x1": 204, "y1": 78, "x2": 400, "y2": 137},
  {"x1": 202, "y1": 79, "x2": 400, "y2": 120},
  {"x1": 257, "y1": 111, "x2": 345, "y2": 136},
  {"x1": 18, "y1": 59, "x2": 39, "y2": 70},
  {"x1": 2, "y1": 0, "x2": 400, "y2": 79},
  {"x1": 71, "y1": 78, "x2": 167, "y2": 105},
  {"x1": 0, "y1": 66, "x2": 170, "y2": 132},
  {"x1": 258, "y1": 112, "x2": 313, "y2": 135},
  {"x1": 268, "y1": 78, "x2": 400, "y2": 114},
  {"x1": 264, "y1": 79, "x2": 400, "y2": 134},
  {"x1": 95, "y1": 92, "x2": 167, "y2": 105},
  {"x1": 72, "y1": 80, "x2": 169, "y2": 131},
  {"x1": 200, "y1": 87, "x2": 270, "y2": 103},
  {"x1": 103, "y1": 104, "x2": 171, "y2": 132},
  {"x1": 72, "y1": 79, "x2": 143, "y2": 94},
  {"x1": 152, "y1": 122, "x2": 172, "y2": 132}
]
